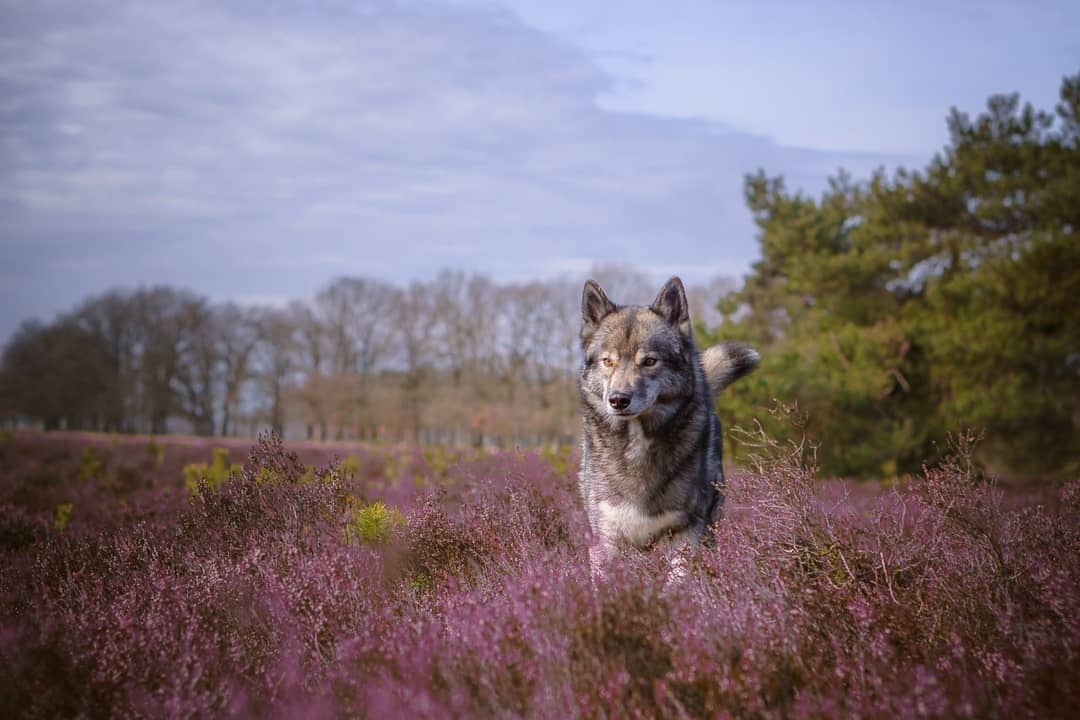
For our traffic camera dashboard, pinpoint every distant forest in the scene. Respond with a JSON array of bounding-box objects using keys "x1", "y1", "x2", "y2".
[
  {"x1": 0, "y1": 262, "x2": 731, "y2": 449},
  {"x1": 4, "y1": 75, "x2": 1078, "y2": 478}
]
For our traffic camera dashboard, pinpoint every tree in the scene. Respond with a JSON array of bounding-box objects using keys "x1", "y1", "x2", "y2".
[
  {"x1": 215, "y1": 303, "x2": 262, "y2": 436},
  {"x1": 171, "y1": 295, "x2": 218, "y2": 436},
  {"x1": 431, "y1": 269, "x2": 500, "y2": 391},
  {"x1": 252, "y1": 307, "x2": 298, "y2": 436},
  {"x1": 314, "y1": 276, "x2": 396, "y2": 439},
  {"x1": 0, "y1": 318, "x2": 108, "y2": 430},
  {"x1": 71, "y1": 290, "x2": 140, "y2": 432},
  {"x1": 395, "y1": 282, "x2": 439, "y2": 442},
  {"x1": 290, "y1": 300, "x2": 331, "y2": 440},
  {"x1": 706, "y1": 73, "x2": 1080, "y2": 477}
]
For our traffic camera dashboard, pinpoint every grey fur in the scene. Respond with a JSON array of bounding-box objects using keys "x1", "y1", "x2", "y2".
[
  {"x1": 701, "y1": 342, "x2": 760, "y2": 399},
  {"x1": 577, "y1": 277, "x2": 759, "y2": 572}
]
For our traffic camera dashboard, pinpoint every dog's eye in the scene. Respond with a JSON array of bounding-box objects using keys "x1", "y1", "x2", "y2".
[
  {"x1": 642, "y1": 357, "x2": 658, "y2": 367},
  {"x1": 601, "y1": 357, "x2": 614, "y2": 368}
]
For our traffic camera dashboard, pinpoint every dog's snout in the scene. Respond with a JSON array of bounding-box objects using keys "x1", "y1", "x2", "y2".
[{"x1": 608, "y1": 393, "x2": 631, "y2": 411}]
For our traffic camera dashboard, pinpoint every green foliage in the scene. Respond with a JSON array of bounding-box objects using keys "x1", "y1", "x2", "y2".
[
  {"x1": 254, "y1": 467, "x2": 281, "y2": 485},
  {"x1": 340, "y1": 453, "x2": 361, "y2": 478},
  {"x1": 539, "y1": 445, "x2": 572, "y2": 475},
  {"x1": 422, "y1": 446, "x2": 451, "y2": 481},
  {"x1": 705, "y1": 73, "x2": 1080, "y2": 477},
  {"x1": 421, "y1": 446, "x2": 485, "y2": 484},
  {"x1": 78, "y1": 446, "x2": 103, "y2": 481},
  {"x1": 343, "y1": 498, "x2": 406, "y2": 545},
  {"x1": 381, "y1": 449, "x2": 427, "y2": 488},
  {"x1": 183, "y1": 448, "x2": 242, "y2": 496},
  {"x1": 250, "y1": 463, "x2": 316, "y2": 485},
  {"x1": 53, "y1": 503, "x2": 73, "y2": 533},
  {"x1": 146, "y1": 438, "x2": 164, "y2": 467},
  {"x1": 383, "y1": 451, "x2": 402, "y2": 482},
  {"x1": 408, "y1": 572, "x2": 433, "y2": 593}
]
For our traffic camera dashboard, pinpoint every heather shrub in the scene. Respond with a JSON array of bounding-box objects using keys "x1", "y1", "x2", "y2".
[
  {"x1": 340, "y1": 452, "x2": 361, "y2": 478},
  {"x1": 401, "y1": 491, "x2": 496, "y2": 591},
  {"x1": 0, "y1": 502, "x2": 46, "y2": 551},
  {"x1": 0, "y1": 428, "x2": 1076, "y2": 718}
]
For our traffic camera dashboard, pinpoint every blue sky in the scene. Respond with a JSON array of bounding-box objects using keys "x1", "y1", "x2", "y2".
[{"x1": 1, "y1": 0, "x2": 1077, "y2": 342}]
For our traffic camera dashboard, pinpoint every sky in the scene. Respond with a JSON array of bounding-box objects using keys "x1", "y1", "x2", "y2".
[{"x1": 1, "y1": 0, "x2": 1077, "y2": 342}]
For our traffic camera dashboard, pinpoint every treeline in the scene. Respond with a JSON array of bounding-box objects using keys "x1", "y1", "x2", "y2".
[
  {"x1": 0, "y1": 265, "x2": 729, "y2": 448},
  {"x1": 706, "y1": 73, "x2": 1080, "y2": 478},
  {"x1": 4, "y1": 76, "x2": 1076, "y2": 476}
]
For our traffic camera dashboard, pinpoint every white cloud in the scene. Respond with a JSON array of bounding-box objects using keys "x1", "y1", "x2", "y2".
[{"x1": 0, "y1": 0, "x2": 915, "y2": 341}]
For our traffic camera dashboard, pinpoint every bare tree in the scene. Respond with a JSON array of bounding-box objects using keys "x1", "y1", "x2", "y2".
[
  {"x1": 215, "y1": 303, "x2": 262, "y2": 437},
  {"x1": 315, "y1": 276, "x2": 397, "y2": 439},
  {"x1": 492, "y1": 281, "x2": 575, "y2": 444},
  {"x1": 171, "y1": 296, "x2": 217, "y2": 436},
  {"x1": 290, "y1": 300, "x2": 330, "y2": 440},
  {"x1": 498, "y1": 282, "x2": 550, "y2": 405},
  {"x1": 431, "y1": 270, "x2": 500, "y2": 391},
  {"x1": 134, "y1": 287, "x2": 205, "y2": 434},
  {"x1": 587, "y1": 262, "x2": 654, "y2": 305},
  {"x1": 2, "y1": 263, "x2": 723, "y2": 446},
  {"x1": 72, "y1": 290, "x2": 140, "y2": 432},
  {"x1": 394, "y1": 281, "x2": 439, "y2": 442},
  {"x1": 252, "y1": 307, "x2": 298, "y2": 436},
  {"x1": 686, "y1": 275, "x2": 738, "y2": 334}
]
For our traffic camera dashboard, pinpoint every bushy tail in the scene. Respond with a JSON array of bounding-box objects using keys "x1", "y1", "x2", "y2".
[{"x1": 701, "y1": 341, "x2": 760, "y2": 399}]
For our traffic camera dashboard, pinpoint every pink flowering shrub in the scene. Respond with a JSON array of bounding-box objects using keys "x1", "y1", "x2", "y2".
[{"x1": 0, "y1": 428, "x2": 1076, "y2": 718}]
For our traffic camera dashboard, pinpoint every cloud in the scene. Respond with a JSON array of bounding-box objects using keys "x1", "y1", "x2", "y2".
[{"x1": 0, "y1": 0, "x2": 914, "y2": 342}]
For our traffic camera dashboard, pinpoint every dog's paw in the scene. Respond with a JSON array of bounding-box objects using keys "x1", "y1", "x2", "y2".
[{"x1": 661, "y1": 553, "x2": 690, "y2": 594}]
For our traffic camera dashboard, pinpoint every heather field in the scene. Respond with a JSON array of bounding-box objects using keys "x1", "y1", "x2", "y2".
[{"x1": 1, "y1": 429, "x2": 1077, "y2": 719}]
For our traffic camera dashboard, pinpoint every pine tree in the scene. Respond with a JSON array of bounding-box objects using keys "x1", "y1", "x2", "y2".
[{"x1": 704, "y1": 73, "x2": 1080, "y2": 477}]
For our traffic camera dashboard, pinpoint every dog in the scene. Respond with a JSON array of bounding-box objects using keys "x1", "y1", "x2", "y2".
[{"x1": 577, "y1": 276, "x2": 759, "y2": 576}]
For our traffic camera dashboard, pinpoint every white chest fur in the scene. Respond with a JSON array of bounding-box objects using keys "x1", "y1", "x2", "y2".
[
  {"x1": 597, "y1": 500, "x2": 685, "y2": 548},
  {"x1": 625, "y1": 419, "x2": 650, "y2": 463}
]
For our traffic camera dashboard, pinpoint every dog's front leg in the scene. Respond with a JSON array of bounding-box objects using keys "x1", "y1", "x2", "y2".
[
  {"x1": 589, "y1": 540, "x2": 616, "y2": 580},
  {"x1": 588, "y1": 544, "x2": 605, "y2": 579},
  {"x1": 660, "y1": 527, "x2": 700, "y2": 591}
]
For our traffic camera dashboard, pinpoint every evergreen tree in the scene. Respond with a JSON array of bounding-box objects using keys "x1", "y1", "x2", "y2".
[{"x1": 706, "y1": 73, "x2": 1080, "y2": 477}]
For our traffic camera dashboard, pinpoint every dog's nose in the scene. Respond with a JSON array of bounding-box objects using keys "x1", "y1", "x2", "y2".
[{"x1": 608, "y1": 393, "x2": 631, "y2": 411}]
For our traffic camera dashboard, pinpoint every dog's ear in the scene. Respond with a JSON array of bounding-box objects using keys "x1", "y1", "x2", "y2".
[
  {"x1": 650, "y1": 276, "x2": 691, "y2": 339},
  {"x1": 581, "y1": 279, "x2": 616, "y2": 344}
]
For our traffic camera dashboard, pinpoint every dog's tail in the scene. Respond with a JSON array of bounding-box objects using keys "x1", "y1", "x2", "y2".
[{"x1": 701, "y1": 342, "x2": 760, "y2": 399}]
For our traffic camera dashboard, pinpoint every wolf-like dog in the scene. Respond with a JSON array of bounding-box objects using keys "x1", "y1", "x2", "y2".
[{"x1": 577, "y1": 276, "x2": 759, "y2": 574}]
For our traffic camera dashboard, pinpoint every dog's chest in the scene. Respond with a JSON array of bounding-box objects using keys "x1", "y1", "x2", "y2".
[
  {"x1": 625, "y1": 419, "x2": 650, "y2": 463},
  {"x1": 596, "y1": 500, "x2": 685, "y2": 548}
]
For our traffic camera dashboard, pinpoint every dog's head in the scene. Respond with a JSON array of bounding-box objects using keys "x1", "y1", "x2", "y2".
[{"x1": 578, "y1": 276, "x2": 697, "y2": 421}]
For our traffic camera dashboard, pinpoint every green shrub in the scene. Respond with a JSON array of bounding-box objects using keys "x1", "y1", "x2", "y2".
[
  {"x1": 343, "y1": 498, "x2": 405, "y2": 545},
  {"x1": 539, "y1": 445, "x2": 572, "y2": 475},
  {"x1": 53, "y1": 503, "x2": 73, "y2": 532},
  {"x1": 78, "y1": 446, "x2": 102, "y2": 481},
  {"x1": 146, "y1": 438, "x2": 164, "y2": 467},
  {"x1": 340, "y1": 453, "x2": 361, "y2": 478},
  {"x1": 183, "y1": 448, "x2": 241, "y2": 496}
]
